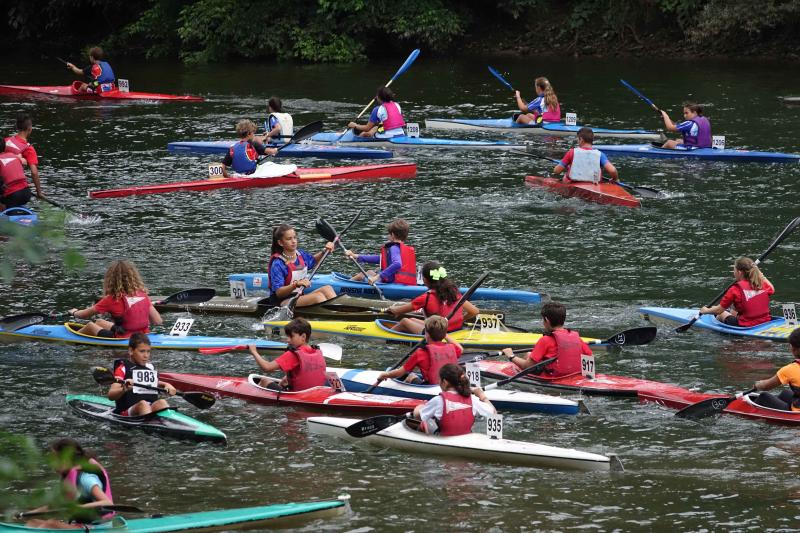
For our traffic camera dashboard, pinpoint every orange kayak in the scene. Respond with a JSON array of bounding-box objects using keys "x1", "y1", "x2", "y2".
[{"x1": 525, "y1": 175, "x2": 641, "y2": 208}]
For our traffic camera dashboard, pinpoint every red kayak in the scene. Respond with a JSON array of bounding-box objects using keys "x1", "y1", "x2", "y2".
[
  {"x1": 160, "y1": 371, "x2": 422, "y2": 413},
  {"x1": 0, "y1": 82, "x2": 203, "y2": 102},
  {"x1": 89, "y1": 163, "x2": 417, "y2": 199},
  {"x1": 525, "y1": 175, "x2": 641, "y2": 208},
  {"x1": 638, "y1": 389, "x2": 800, "y2": 426}
]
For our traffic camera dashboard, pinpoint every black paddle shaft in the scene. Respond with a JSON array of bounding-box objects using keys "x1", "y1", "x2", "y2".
[{"x1": 317, "y1": 217, "x2": 386, "y2": 300}]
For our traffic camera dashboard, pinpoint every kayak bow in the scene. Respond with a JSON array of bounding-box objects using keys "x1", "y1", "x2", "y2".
[{"x1": 525, "y1": 175, "x2": 641, "y2": 208}]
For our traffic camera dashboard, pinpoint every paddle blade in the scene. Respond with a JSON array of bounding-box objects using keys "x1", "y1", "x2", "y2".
[
  {"x1": 315, "y1": 218, "x2": 338, "y2": 242},
  {"x1": 319, "y1": 342, "x2": 343, "y2": 361},
  {"x1": 198, "y1": 345, "x2": 247, "y2": 355},
  {"x1": 92, "y1": 366, "x2": 116, "y2": 385},
  {"x1": 345, "y1": 414, "x2": 406, "y2": 438},
  {"x1": 628, "y1": 185, "x2": 663, "y2": 199},
  {"x1": 181, "y1": 391, "x2": 216, "y2": 409},
  {"x1": 602, "y1": 327, "x2": 657, "y2": 347},
  {"x1": 674, "y1": 396, "x2": 735, "y2": 420},
  {"x1": 675, "y1": 317, "x2": 699, "y2": 333},
  {"x1": 157, "y1": 288, "x2": 216, "y2": 306},
  {"x1": 391, "y1": 49, "x2": 421, "y2": 83},
  {"x1": 0, "y1": 312, "x2": 46, "y2": 332},
  {"x1": 487, "y1": 65, "x2": 514, "y2": 92}
]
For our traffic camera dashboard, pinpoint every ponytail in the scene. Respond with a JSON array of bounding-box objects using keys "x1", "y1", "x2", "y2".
[
  {"x1": 421, "y1": 261, "x2": 459, "y2": 305},
  {"x1": 735, "y1": 256, "x2": 764, "y2": 290},
  {"x1": 536, "y1": 77, "x2": 558, "y2": 111},
  {"x1": 439, "y1": 363, "x2": 471, "y2": 397}
]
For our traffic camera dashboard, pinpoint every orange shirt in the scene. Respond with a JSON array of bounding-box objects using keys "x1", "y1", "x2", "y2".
[{"x1": 776, "y1": 361, "x2": 800, "y2": 411}]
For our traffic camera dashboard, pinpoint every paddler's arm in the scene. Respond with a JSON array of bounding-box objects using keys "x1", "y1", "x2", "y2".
[
  {"x1": 248, "y1": 344, "x2": 282, "y2": 372},
  {"x1": 387, "y1": 302, "x2": 415, "y2": 316},
  {"x1": 69, "y1": 305, "x2": 98, "y2": 319},
  {"x1": 148, "y1": 305, "x2": 163, "y2": 326},
  {"x1": 514, "y1": 90, "x2": 529, "y2": 113},
  {"x1": 699, "y1": 304, "x2": 724, "y2": 315},
  {"x1": 377, "y1": 367, "x2": 407, "y2": 382},
  {"x1": 461, "y1": 301, "x2": 479, "y2": 323},
  {"x1": 471, "y1": 387, "x2": 496, "y2": 414},
  {"x1": 65, "y1": 62, "x2": 84, "y2": 76},
  {"x1": 347, "y1": 120, "x2": 376, "y2": 133},
  {"x1": 443, "y1": 333, "x2": 463, "y2": 354},
  {"x1": 29, "y1": 164, "x2": 44, "y2": 198},
  {"x1": 312, "y1": 242, "x2": 335, "y2": 263},
  {"x1": 253, "y1": 140, "x2": 277, "y2": 157},
  {"x1": 603, "y1": 160, "x2": 619, "y2": 181},
  {"x1": 660, "y1": 110, "x2": 679, "y2": 132},
  {"x1": 755, "y1": 375, "x2": 781, "y2": 392},
  {"x1": 79, "y1": 484, "x2": 114, "y2": 509}
]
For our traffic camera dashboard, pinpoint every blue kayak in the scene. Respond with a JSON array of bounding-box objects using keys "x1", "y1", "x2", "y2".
[
  {"x1": 307, "y1": 130, "x2": 524, "y2": 150},
  {"x1": 228, "y1": 271, "x2": 543, "y2": 303},
  {"x1": 424, "y1": 117, "x2": 664, "y2": 141},
  {"x1": 0, "y1": 207, "x2": 38, "y2": 227},
  {"x1": 594, "y1": 144, "x2": 800, "y2": 163},
  {"x1": 167, "y1": 140, "x2": 393, "y2": 159},
  {"x1": 639, "y1": 306, "x2": 799, "y2": 341}
]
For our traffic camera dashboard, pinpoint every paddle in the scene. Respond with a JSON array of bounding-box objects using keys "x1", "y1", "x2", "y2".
[
  {"x1": 511, "y1": 149, "x2": 663, "y2": 199},
  {"x1": 619, "y1": 79, "x2": 661, "y2": 114},
  {"x1": 153, "y1": 288, "x2": 216, "y2": 306},
  {"x1": 315, "y1": 217, "x2": 386, "y2": 300},
  {"x1": 0, "y1": 312, "x2": 46, "y2": 332},
  {"x1": 257, "y1": 121, "x2": 324, "y2": 164},
  {"x1": 675, "y1": 216, "x2": 800, "y2": 333},
  {"x1": 336, "y1": 49, "x2": 421, "y2": 139},
  {"x1": 199, "y1": 342, "x2": 343, "y2": 361},
  {"x1": 365, "y1": 272, "x2": 489, "y2": 393},
  {"x1": 346, "y1": 356, "x2": 559, "y2": 438},
  {"x1": 674, "y1": 388, "x2": 757, "y2": 420},
  {"x1": 40, "y1": 196, "x2": 98, "y2": 222},
  {"x1": 487, "y1": 66, "x2": 515, "y2": 92},
  {"x1": 92, "y1": 366, "x2": 216, "y2": 409},
  {"x1": 16, "y1": 504, "x2": 145, "y2": 519}
]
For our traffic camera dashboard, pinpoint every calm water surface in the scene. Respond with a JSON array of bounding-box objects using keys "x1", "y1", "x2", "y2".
[{"x1": 1, "y1": 56, "x2": 799, "y2": 531}]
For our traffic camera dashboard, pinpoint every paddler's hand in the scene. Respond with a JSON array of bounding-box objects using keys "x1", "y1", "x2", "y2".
[
  {"x1": 164, "y1": 383, "x2": 177, "y2": 396},
  {"x1": 347, "y1": 122, "x2": 358, "y2": 129},
  {"x1": 514, "y1": 90, "x2": 521, "y2": 98},
  {"x1": 123, "y1": 379, "x2": 134, "y2": 391},
  {"x1": 368, "y1": 275, "x2": 380, "y2": 285},
  {"x1": 387, "y1": 305, "x2": 402, "y2": 316},
  {"x1": 345, "y1": 249, "x2": 358, "y2": 260},
  {"x1": 264, "y1": 147, "x2": 277, "y2": 156},
  {"x1": 293, "y1": 279, "x2": 311, "y2": 289},
  {"x1": 66, "y1": 62, "x2": 76, "y2": 70},
  {"x1": 699, "y1": 306, "x2": 711, "y2": 314},
  {"x1": 248, "y1": 344, "x2": 260, "y2": 357},
  {"x1": 501, "y1": 348, "x2": 516, "y2": 363},
  {"x1": 471, "y1": 386, "x2": 488, "y2": 402},
  {"x1": 324, "y1": 241, "x2": 335, "y2": 253}
]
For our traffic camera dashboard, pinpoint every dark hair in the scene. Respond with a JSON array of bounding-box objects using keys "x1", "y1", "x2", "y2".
[
  {"x1": 541, "y1": 301, "x2": 567, "y2": 327},
  {"x1": 377, "y1": 86, "x2": 395, "y2": 103},
  {"x1": 285, "y1": 317, "x2": 312, "y2": 340},
  {"x1": 268, "y1": 96, "x2": 283, "y2": 113},
  {"x1": 683, "y1": 102, "x2": 704, "y2": 116},
  {"x1": 439, "y1": 364, "x2": 471, "y2": 397},
  {"x1": 577, "y1": 127, "x2": 594, "y2": 144},
  {"x1": 421, "y1": 261, "x2": 459, "y2": 305},
  {"x1": 387, "y1": 218, "x2": 409, "y2": 241},
  {"x1": 89, "y1": 46, "x2": 104, "y2": 61},
  {"x1": 271, "y1": 224, "x2": 294, "y2": 255},
  {"x1": 424, "y1": 315, "x2": 448, "y2": 342},
  {"x1": 16, "y1": 113, "x2": 32, "y2": 132},
  {"x1": 50, "y1": 438, "x2": 100, "y2": 475},
  {"x1": 790, "y1": 328, "x2": 800, "y2": 349},
  {"x1": 128, "y1": 332, "x2": 151, "y2": 349}
]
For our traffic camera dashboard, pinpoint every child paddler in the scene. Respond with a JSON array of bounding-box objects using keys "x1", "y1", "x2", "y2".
[
  {"x1": 267, "y1": 224, "x2": 336, "y2": 307},
  {"x1": 348, "y1": 86, "x2": 406, "y2": 138},
  {"x1": 69, "y1": 260, "x2": 162, "y2": 338},
  {"x1": 412, "y1": 364, "x2": 495, "y2": 436},
  {"x1": 501, "y1": 302, "x2": 593, "y2": 378},
  {"x1": 1, "y1": 113, "x2": 44, "y2": 209},
  {"x1": 221, "y1": 119, "x2": 278, "y2": 177},
  {"x1": 388, "y1": 261, "x2": 480, "y2": 334},
  {"x1": 698, "y1": 256, "x2": 774, "y2": 327},
  {"x1": 108, "y1": 333, "x2": 177, "y2": 416},
  {"x1": 65, "y1": 46, "x2": 116, "y2": 93},
  {"x1": 660, "y1": 102, "x2": 712, "y2": 149},
  {"x1": 262, "y1": 96, "x2": 293, "y2": 143},
  {"x1": 248, "y1": 318, "x2": 327, "y2": 391},
  {"x1": 514, "y1": 76, "x2": 561, "y2": 125},
  {"x1": 377, "y1": 315, "x2": 463, "y2": 385},
  {"x1": 344, "y1": 218, "x2": 416, "y2": 285},
  {"x1": 0, "y1": 140, "x2": 34, "y2": 210},
  {"x1": 751, "y1": 329, "x2": 800, "y2": 411},
  {"x1": 553, "y1": 127, "x2": 618, "y2": 183}
]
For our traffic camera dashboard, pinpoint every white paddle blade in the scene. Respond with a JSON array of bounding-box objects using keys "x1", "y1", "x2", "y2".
[{"x1": 319, "y1": 342, "x2": 343, "y2": 361}]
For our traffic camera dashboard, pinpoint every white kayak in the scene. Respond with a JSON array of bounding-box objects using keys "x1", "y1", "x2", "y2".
[
  {"x1": 307, "y1": 416, "x2": 622, "y2": 471},
  {"x1": 424, "y1": 117, "x2": 665, "y2": 141}
]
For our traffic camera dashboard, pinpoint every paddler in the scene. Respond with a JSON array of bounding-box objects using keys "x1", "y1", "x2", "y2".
[
  {"x1": 22, "y1": 438, "x2": 114, "y2": 529},
  {"x1": 553, "y1": 127, "x2": 619, "y2": 183},
  {"x1": 388, "y1": 261, "x2": 480, "y2": 334},
  {"x1": 751, "y1": 329, "x2": 800, "y2": 411},
  {"x1": 1, "y1": 113, "x2": 44, "y2": 210},
  {"x1": 377, "y1": 315, "x2": 463, "y2": 385},
  {"x1": 247, "y1": 317, "x2": 327, "y2": 391},
  {"x1": 514, "y1": 77, "x2": 561, "y2": 124},
  {"x1": 108, "y1": 333, "x2": 176, "y2": 416},
  {"x1": 65, "y1": 46, "x2": 116, "y2": 93},
  {"x1": 68, "y1": 260, "x2": 163, "y2": 338},
  {"x1": 660, "y1": 102, "x2": 712, "y2": 149},
  {"x1": 412, "y1": 363, "x2": 495, "y2": 436},
  {"x1": 221, "y1": 119, "x2": 278, "y2": 177},
  {"x1": 262, "y1": 96, "x2": 293, "y2": 143},
  {"x1": 501, "y1": 301, "x2": 593, "y2": 377},
  {"x1": 0, "y1": 142, "x2": 33, "y2": 211},
  {"x1": 698, "y1": 256, "x2": 774, "y2": 327},
  {"x1": 344, "y1": 218, "x2": 416, "y2": 285},
  {"x1": 267, "y1": 224, "x2": 337, "y2": 307},
  {"x1": 347, "y1": 86, "x2": 405, "y2": 138}
]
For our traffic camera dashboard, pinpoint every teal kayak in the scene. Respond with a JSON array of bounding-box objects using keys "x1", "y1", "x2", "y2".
[
  {"x1": 424, "y1": 117, "x2": 664, "y2": 141},
  {"x1": 0, "y1": 496, "x2": 349, "y2": 531},
  {"x1": 66, "y1": 395, "x2": 227, "y2": 443}
]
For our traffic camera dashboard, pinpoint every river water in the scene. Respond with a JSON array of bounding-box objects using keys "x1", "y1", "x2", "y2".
[{"x1": 1, "y1": 56, "x2": 799, "y2": 531}]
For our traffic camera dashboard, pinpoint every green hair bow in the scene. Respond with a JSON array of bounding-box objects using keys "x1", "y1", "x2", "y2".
[{"x1": 429, "y1": 266, "x2": 447, "y2": 281}]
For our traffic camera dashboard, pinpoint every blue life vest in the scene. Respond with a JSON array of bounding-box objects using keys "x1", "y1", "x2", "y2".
[{"x1": 230, "y1": 141, "x2": 258, "y2": 174}]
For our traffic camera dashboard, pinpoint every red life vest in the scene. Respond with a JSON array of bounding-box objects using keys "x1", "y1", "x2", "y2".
[
  {"x1": 547, "y1": 329, "x2": 585, "y2": 377},
  {"x1": 733, "y1": 279, "x2": 772, "y2": 327},
  {"x1": 0, "y1": 153, "x2": 28, "y2": 196},
  {"x1": 4, "y1": 136, "x2": 29, "y2": 156},
  {"x1": 380, "y1": 242, "x2": 416, "y2": 285},
  {"x1": 438, "y1": 390, "x2": 474, "y2": 436},
  {"x1": 286, "y1": 345, "x2": 327, "y2": 391},
  {"x1": 381, "y1": 101, "x2": 406, "y2": 131},
  {"x1": 420, "y1": 342, "x2": 459, "y2": 385},
  {"x1": 63, "y1": 459, "x2": 114, "y2": 518},
  {"x1": 113, "y1": 291, "x2": 151, "y2": 337},
  {"x1": 269, "y1": 252, "x2": 307, "y2": 286},
  {"x1": 421, "y1": 291, "x2": 463, "y2": 331}
]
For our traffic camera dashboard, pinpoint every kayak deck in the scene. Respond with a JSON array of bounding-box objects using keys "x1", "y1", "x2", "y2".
[
  {"x1": 307, "y1": 131, "x2": 524, "y2": 150},
  {"x1": 0, "y1": 207, "x2": 38, "y2": 227},
  {"x1": 167, "y1": 140, "x2": 394, "y2": 159},
  {"x1": 639, "y1": 306, "x2": 798, "y2": 341},
  {"x1": 525, "y1": 175, "x2": 641, "y2": 208},
  {"x1": 594, "y1": 143, "x2": 800, "y2": 163},
  {"x1": 639, "y1": 390, "x2": 800, "y2": 426},
  {"x1": 0, "y1": 84, "x2": 203, "y2": 102},
  {"x1": 424, "y1": 117, "x2": 665, "y2": 140}
]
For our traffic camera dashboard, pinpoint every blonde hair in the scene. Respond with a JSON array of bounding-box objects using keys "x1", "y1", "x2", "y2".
[
  {"x1": 235, "y1": 119, "x2": 257, "y2": 138},
  {"x1": 734, "y1": 256, "x2": 765, "y2": 290},
  {"x1": 424, "y1": 315, "x2": 448, "y2": 342},
  {"x1": 103, "y1": 260, "x2": 147, "y2": 299},
  {"x1": 535, "y1": 77, "x2": 558, "y2": 111}
]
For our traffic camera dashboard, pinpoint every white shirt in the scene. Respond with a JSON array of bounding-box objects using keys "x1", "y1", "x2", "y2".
[{"x1": 418, "y1": 393, "x2": 496, "y2": 423}]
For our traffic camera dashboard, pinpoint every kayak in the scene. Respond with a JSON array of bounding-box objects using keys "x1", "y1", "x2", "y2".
[
  {"x1": 307, "y1": 130, "x2": 524, "y2": 150},
  {"x1": 593, "y1": 143, "x2": 800, "y2": 163},
  {"x1": 0, "y1": 207, "x2": 38, "y2": 227},
  {"x1": 327, "y1": 367, "x2": 582, "y2": 415},
  {"x1": 66, "y1": 394, "x2": 226, "y2": 443},
  {"x1": 88, "y1": 163, "x2": 417, "y2": 199},
  {"x1": 780, "y1": 96, "x2": 800, "y2": 103},
  {"x1": 228, "y1": 271, "x2": 543, "y2": 303},
  {"x1": 0, "y1": 497, "x2": 349, "y2": 531},
  {"x1": 0, "y1": 83, "x2": 203, "y2": 102},
  {"x1": 524, "y1": 175, "x2": 641, "y2": 208},
  {"x1": 0, "y1": 322, "x2": 284, "y2": 352},
  {"x1": 424, "y1": 117, "x2": 664, "y2": 141},
  {"x1": 160, "y1": 372, "x2": 422, "y2": 413},
  {"x1": 167, "y1": 140, "x2": 393, "y2": 159},
  {"x1": 639, "y1": 306, "x2": 799, "y2": 341},
  {"x1": 262, "y1": 318, "x2": 621, "y2": 350},
  {"x1": 308, "y1": 416, "x2": 622, "y2": 471},
  {"x1": 639, "y1": 389, "x2": 800, "y2": 427}
]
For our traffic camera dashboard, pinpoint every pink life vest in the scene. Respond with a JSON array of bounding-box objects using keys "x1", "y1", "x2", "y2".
[
  {"x1": 286, "y1": 345, "x2": 327, "y2": 391},
  {"x1": 381, "y1": 102, "x2": 406, "y2": 131},
  {"x1": 733, "y1": 279, "x2": 772, "y2": 327},
  {"x1": 420, "y1": 342, "x2": 459, "y2": 385},
  {"x1": 541, "y1": 101, "x2": 561, "y2": 122},
  {"x1": 547, "y1": 329, "x2": 586, "y2": 377},
  {"x1": 379, "y1": 242, "x2": 417, "y2": 285},
  {"x1": 438, "y1": 390, "x2": 474, "y2": 436},
  {"x1": 0, "y1": 153, "x2": 28, "y2": 196},
  {"x1": 63, "y1": 459, "x2": 114, "y2": 518},
  {"x1": 269, "y1": 252, "x2": 307, "y2": 286},
  {"x1": 116, "y1": 291, "x2": 151, "y2": 337}
]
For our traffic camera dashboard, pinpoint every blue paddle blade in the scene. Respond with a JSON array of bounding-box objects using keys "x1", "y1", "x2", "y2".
[
  {"x1": 488, "y1": 66, "x2": 514, "y2": 92},
  {"x1": 619, "y1": 79, "x2": 657, "y2": 109},
  {"x1": 391, "y1": 49, "x2": 421, "y2": 82}
]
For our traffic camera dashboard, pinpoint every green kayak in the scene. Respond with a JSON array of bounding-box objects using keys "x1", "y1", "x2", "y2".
[{"x1": 0, "y1": 497, "x2": 349, "y2": 531}]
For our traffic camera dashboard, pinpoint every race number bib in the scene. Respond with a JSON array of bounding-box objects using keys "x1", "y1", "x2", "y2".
[
  {"x1": 132, "y1": 368, "x2": 158, "y2": 395},
  {"x1": 406, "y1": 123, "x2": 420, "y2": 138},
  {"x1": 477, "y1": 314, "x2": 502, "y2": 334},
  {"x1": 465, "y1": 363, "x2": 481, "y2": 387},
  {"x1": 565, "y1": 112, "x2": 577, "y2": 126},
  {"x1": 712, "y1": 135, "x2": 725, "y2": 150},
  {"x1": 169, "y1": 317, "x2": 194, "y2": 337},
  {"x1": 416, "y1": 265, "x2": 423, "y2": 285},
  {"x1": 580, "y1": 354, "x2": 595, "y2": 379},
  {"x1": 783, "y1": 303, "x2": 798, "y2": 326},
  {"x1": 486, "y1": 414, "x2": 503, "y2": 440},
  {"x1": 117, "y1": 79, "x2": 130, "y2": 93},
  {"x1": 208, "y1": 163, "x2": 225, "y2": 179},
  {"x1": 229, "y1": 280, "x2": 248, "y2": 299}
]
